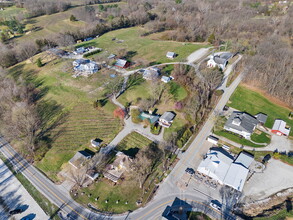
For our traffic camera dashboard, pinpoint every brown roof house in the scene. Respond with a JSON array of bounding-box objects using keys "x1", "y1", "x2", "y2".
[{"x1": 104, "y1": 152, "x2": 132, "y2": 183}]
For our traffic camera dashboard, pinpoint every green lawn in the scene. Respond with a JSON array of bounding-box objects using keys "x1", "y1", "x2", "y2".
[
  {"x1": 251, "y1": 131, "x2": 271, "y2": 144},
  {"x1": 253, "y1": 207, "x2": 293, "y2": 220},
  {"x1": 169, "y1": 81, "x2": 188, "y2": 101},
  {"x1": 9, "y1": 56, "x2": 122, "y2": 181},
  {"x1": 76, "y1": 27, "x2": 208, "y2": 64},
  {"x1": 214, "y1": 130, "x2": 266, "y2": 148},
  {"x1": 0, "y1": 6, "x2": 26, "y2": 19},
  {"x1": 187, "y1": 211, "x2": 212, "y2": 220},
  {"x1": 228, "y1": 85, "x2": 293, "y2": 135},
  {"x1": 116, "y1": 132, "x2": 154, "y2": 157}
]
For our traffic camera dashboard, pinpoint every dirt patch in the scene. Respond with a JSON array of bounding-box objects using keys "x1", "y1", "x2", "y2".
[{"x1": 241, "y1": 83, "x2": 293, "y2": 110}]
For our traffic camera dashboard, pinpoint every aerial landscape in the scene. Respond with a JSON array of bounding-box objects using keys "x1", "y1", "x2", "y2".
[{"x1": 0, "y1": 0, "x2": 292, "y2": 219}]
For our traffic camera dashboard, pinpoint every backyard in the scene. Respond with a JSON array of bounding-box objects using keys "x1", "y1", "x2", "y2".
[{"x1": 227, "y1": 84, "x2": 293, "y2": 136}]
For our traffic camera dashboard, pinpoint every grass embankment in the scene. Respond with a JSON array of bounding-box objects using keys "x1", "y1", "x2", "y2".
[
  {"x1": 76, "y1": 27, "x2": 208, "y2": 64},
  {"x1": 228, "y1": 85, "x2": 293, "y2": 136},
  {"x1": 9, "y1": 56, "x2": 122, "y2": 181},
  {"x1": 254, "y1": 208, "x2": 293, "y2": 220},
  {"x1": 75, "y1": 132, "x2": 159, "y2": 213},
  {"x1": 0, "y1": 153, "x2": 60, "y2": 220}
]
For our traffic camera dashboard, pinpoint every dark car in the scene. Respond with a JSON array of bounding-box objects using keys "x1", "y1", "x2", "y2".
[
  {"x1": 185, "y1": 168, "x2": 195, "y2": 175},
  {"x1": 9, "y1": 208, "x2": 23, "y2": 215}
]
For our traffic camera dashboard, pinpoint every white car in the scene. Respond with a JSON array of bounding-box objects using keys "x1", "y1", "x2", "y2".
[{"x1": 210, "y1": 201, "x2": 222, "y2": 211}]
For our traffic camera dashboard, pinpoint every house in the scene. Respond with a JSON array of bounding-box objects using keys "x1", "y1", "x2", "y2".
[
  {"x1": 91, "y1": 138, "x2": 102, "y2": 148},
  {"x1": 161, "y1": 76, "x2": 172, "y2": 83},
  {"x1": 115, "y1": 59, "x2": 130, "y2": 68},
  {"x1": 271, "y1": 119, "x2": 291, "y2": 136},
  {"x1": 255, "y1": 113, "x2": 268, "y2": 125},
  {"x1": 224, "y1": 111, "x2": 258, "y2": 139},
  {"x1": 73, "y1": 59, "x2": 99, "y2": 75},
  {"x1": 69, "y1": 151, "x2": 93, "y2": 169},
  {"x1": 207, "y1": 52, "x2": 233, "y2": 70},
  {"x1": 139, "y1": 112, "x2": 160, "y2": 124},
  {"x1": 166, "y1": 52, "x2": 176, "y2": 59},
  {"x1": 207, "y1": 135, "x2": 219, "y2": 145},
  {"x1": 143, "y1": 67, "x2": 160, "y2": 80},
  {"x1": 103, "y1": 152, "x2": 132, "y2": 183},
  {"x1": 75, "y1": 47, "x2": 86, "y2": 54},
  {"x1": 197, "y1": 148, "x2": 254, "y2": 191},
  {"x1": 159, "y1": 112, "x2": 176, "y2": 128}
]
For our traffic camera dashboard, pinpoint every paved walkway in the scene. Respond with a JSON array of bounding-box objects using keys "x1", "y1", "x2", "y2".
[{"x1": 0, "y1": 159, "x2": 48, "y2": 220}]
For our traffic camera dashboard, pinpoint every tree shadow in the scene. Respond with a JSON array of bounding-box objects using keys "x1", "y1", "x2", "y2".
[{"x1": 124, "y1": 51, "x2": 137, "y2": 60}]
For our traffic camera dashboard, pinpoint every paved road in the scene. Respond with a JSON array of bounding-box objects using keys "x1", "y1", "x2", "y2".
[
  {"x1": 0, "y1": 50, "x2": 243, "y2": 220},
  {"x1": 0, "y1": 159, "x2": 48, "y2": 220}
]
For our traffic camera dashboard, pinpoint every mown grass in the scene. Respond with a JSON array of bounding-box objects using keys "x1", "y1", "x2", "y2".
[
  {"x1": 254, "y1": 208, "x2": 293, "y2": 220},
  {"x1": 0, "y1": 153, "x2": 60, "y2": 220},
  {"x1": 76, "y1": 27, "x2": 208, "y2": 64},
  {"x1": 116, "y1": 132, "x2": 153, "y2": 157},
  {"x1": 251, "y1": 132, "x2": 271, "y2": 144},
  {"x1": 228, "y1": 85, "x2": 293, "y2": 135},
  {"x1": 214, "y1": 130, "x2": 266, "y2": 148},
  {"x1": 169, "y1": 81, "x2": 188, "y2": 101}
]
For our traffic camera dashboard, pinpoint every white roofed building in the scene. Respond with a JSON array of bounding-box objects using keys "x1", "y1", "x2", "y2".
[{"x1": 271, "y1": 119, "x2": 290, "y2": 136}]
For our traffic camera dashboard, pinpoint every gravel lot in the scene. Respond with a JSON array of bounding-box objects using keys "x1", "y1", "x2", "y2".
[
  {"x1": 243, "y1": 159, "x2": 293, "y2": 201},
  {"x1": 0, "y1": 159, "x2": 48, "y2": 220}
]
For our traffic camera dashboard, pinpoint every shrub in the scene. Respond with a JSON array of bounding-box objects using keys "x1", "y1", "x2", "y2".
[
  {"x1": 214, "y1": 90, "x2": 224, "y2": 96},
  {"x1": 83, "y1": 49, "x2": 102, "y2": 58},
  {"x1": 174, "y1": 101, "x2": 183, "y2": 111},
  {"x1": 151, "y1": 123, "x2": 161, "y2": 135},
  {"x1": 70, "y1": 15, "x2": 77, "y2": 21},
  {"x1": 36, "y1": 58, "x2": 43, "y2": 67},
  {"x1": 114, "y1": 108, "x2": 126, "y2": 120}
]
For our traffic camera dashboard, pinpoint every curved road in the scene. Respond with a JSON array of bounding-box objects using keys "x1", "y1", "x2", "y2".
[{"x1": 0, "y1": 50, "x2": 243, "y2": 220}]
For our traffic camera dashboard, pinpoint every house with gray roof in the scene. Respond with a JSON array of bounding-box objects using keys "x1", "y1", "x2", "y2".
[
  {"x1": 69, "y1": 150, "x2": 93, "y2": 169},
  {"x1": 166, "y1": 51, "x2": 176, "y2": 59},
  {"x1": 143, "y1": 67, "x2": 160, "y2": 80},
  {"x1": 73, "y1": 59, "x2": 99, "y2": 76},
  {"x1": 224, "y1": 111, "x2": 258, "y2": 139},
  {"x1": 207, "y1": 52, "x2": 233, "y2": 70},
  {"x1": 159, "y1": 112, "x2": 176, "y2": 128}
]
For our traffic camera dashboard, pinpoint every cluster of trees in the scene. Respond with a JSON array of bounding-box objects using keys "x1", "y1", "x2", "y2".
[
  {"x1": 0, "y1": 68, "x2": 65, "y2": 161},
  {"x1": 15, "y1": 0, "x2": 71, "y2": 17}
]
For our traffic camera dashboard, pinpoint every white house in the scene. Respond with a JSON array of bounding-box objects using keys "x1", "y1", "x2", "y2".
[
  {"x1": 207, "y1": 53, "x2": 233, "y2": 70},
  {"x1": 159, "y1": 112, "x2": 176, "y2": 128},
  {"x1": 271, "y1": 119, "x2": 291, "y2": 136},
  {"x1": 207, "y1": 135, "x2": 219, "y2": 145},
  {"x1": 73, "y1": 59, "x2": 99, "y2": 75},
  {"x1": 161, "y1": 76, "x2": 172, "y2": 83}
]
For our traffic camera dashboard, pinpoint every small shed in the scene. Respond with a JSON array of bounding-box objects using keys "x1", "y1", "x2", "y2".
[
  {"x1": 255, "y1": 113, "x2": 268, "y2": 125},
  {"x1": 115, "y1": 59, "x2": 130, "y2": 68},
  {"x1": 207, "y1": 135, "x2": 219, "y2": 145},
  {"x1": 91, "y1": 138, "x2": 102, "y2": 148},
  {"x1": 166, "y1": 52, "x2": 176, "y2": 59},
  {"x1": 161, "y1": 76, "x2": 171, "y2": 83}
]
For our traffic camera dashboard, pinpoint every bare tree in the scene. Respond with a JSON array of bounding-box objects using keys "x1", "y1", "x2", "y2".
[{"x1": 16, "y1": 41, "x2": 38, "y2": 63}]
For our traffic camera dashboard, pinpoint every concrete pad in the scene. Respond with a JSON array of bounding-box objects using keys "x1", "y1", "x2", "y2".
[
  {"x1": 0, "y1": 159, "x2": 48, "y2": 220},
  {"x1": 242, "y1": 159, "x2": 293, "y2": 200}
]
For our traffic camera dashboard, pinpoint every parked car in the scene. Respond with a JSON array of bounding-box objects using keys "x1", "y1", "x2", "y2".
[
  {"x1": 185, "y1": 167, "x2": 195, "y2": 175},
  {"x1": 209, "y1": 200, "x2": 222, "y2": 211},
  {"x1": 9, "y1": 208, "x2": 23, "y2": 215}
]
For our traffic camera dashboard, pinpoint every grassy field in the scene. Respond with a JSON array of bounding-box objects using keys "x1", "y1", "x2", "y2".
[
  {"x1": 0, "y1": 6, "x2": 26, "y2": 19},
  {"x1": 9, "y1": 54, "x2": 122, "y2": 181},
  {"x1": 254, "y1": 208, "x2": 293, "y2": 220},
  {"x1": 116, "y1": 132, "x2": 154, "y2": 157},
  {"x1": 228, "y1": 84, "x2": 293, "y2": 135},
  {"x1": 76, "y1": 27, "x2": 208, "y2": 64}
]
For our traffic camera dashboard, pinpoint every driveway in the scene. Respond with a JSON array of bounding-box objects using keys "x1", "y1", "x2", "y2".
[
  {"x1": 263, "y1": 134, "x2": 293, "y2": 152},
  {"x1": 242, "y1": 159, "x2": 293, "y2": 201},
  {"x1": 187, "y1": 47, "x2": 211, "y2": 63},
  {"x1": 0, "y1": 159, "x2": 48, "y2": 220}
]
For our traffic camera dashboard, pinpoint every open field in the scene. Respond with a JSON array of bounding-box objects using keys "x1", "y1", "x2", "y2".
[
  {"x1": 76, "y1": 27, "x2": 208, "y2": 64},
  {"x1": 0, "y1": 6, "x2": 25, "y2": 19},
  {"x1": 9, "y1": 54, "x2": 122, "y2": 181},
  {"x1": 227, "y1": 84, "x2": 293, "y2": 136}
]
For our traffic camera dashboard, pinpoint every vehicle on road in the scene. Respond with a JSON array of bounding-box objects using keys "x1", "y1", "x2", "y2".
[
  {"x1": 9, "y1": 208, "x2": 23, "y2": 215},
  {"x1": 209, "y1": 200, "x2": 222, "y2": 211},
  {"x1": 185, "y1": 167, "x2": 195, "y2": 175}
]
